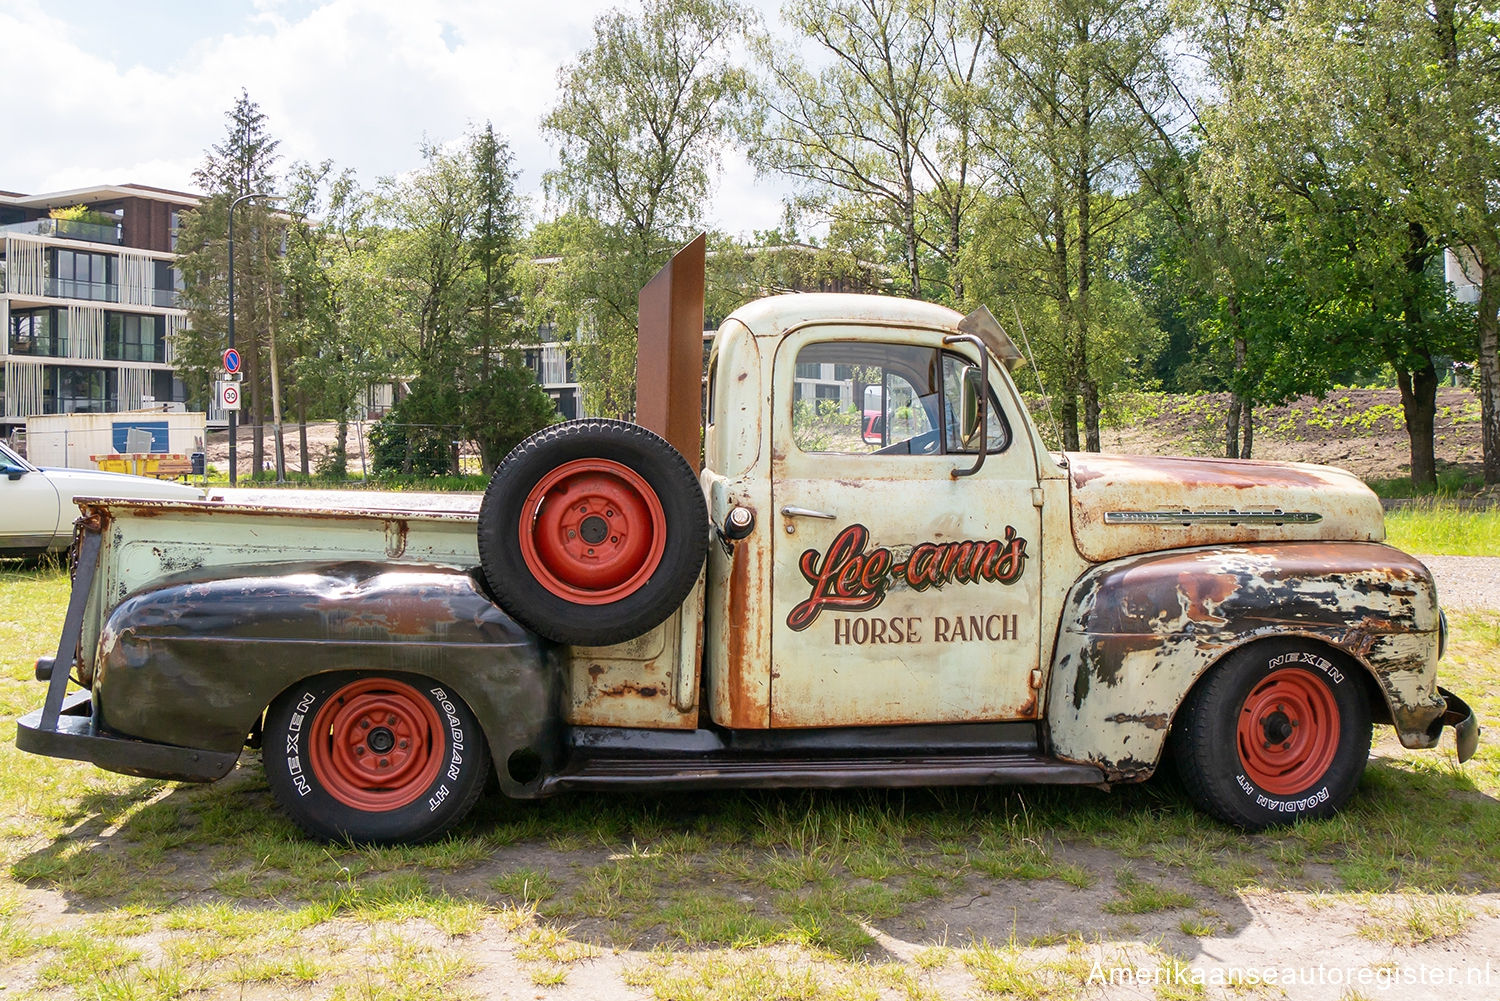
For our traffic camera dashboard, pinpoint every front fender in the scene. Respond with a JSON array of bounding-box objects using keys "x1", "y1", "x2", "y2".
[
  {"x1": 94, "y1": 561, "x2": 559, "y2": 797},
  {"x1": 1046, "y1": 542, "x2": 1445, "y2": 781}
]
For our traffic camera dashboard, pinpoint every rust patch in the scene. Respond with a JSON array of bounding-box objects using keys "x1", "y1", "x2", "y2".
[
  {"x1": 588, "y1": 664, "x2": 605, "y2": 679},
  {"x1": 1067, "y1": 452, "x2": 1349, "y2": 491},
  {"x1": 595, "y1": 681, "x2": 662, "y2": 699},
  {"x1": 1104, "y1": 711, "x2": 1170, "y2": 730},
  {"x1": 725, "y1": 550, "x2": 754, "y2": 726},
  {"x1": 1177, "y1": 572, "x2": 1239, "y2": 623}
]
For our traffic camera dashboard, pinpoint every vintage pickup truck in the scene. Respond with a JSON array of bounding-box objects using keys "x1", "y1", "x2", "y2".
[{"x1": 17, "y1": 237, "x2": 1478, "y2": 843}]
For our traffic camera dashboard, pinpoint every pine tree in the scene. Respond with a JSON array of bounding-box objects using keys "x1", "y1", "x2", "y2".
[{"x1": 176, "y1": 90, "x2": 284, "y2": 478}]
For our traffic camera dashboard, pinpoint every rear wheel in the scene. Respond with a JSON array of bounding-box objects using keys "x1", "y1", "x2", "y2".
[
  {"x1": 1171, "y1": 641, "x2": 1371, "y2": 829},
  {"x1": 264, "y1": 672, "x2": 489, "y2": 843}
]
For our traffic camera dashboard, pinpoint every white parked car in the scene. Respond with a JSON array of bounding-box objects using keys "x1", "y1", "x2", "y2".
[{"x1": 0, "y1": 440, "x2": 202, "y2": 555}]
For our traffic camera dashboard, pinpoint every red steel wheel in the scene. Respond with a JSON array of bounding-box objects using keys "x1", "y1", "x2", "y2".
[
  {"x1": 1172, "y1": 641, "x2": 1370, "y2": 830},
  {"x1": 1235, "y1": 667, "x2": 1341, "y2": 795},
  {"x1": 307, "y1": 678, "x2": 446, "y2": 812},
  {"x1": 518, "y1": 458, "x2": 667, "y2": 604}
]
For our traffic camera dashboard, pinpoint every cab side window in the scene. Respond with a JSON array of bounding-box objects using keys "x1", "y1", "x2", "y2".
[
  {"x1": 791, "y1": 340, "x2": 1009, "y2": 456},
  {"x1": 791, "y1": 341, "x2": 937, "y2": 454}
]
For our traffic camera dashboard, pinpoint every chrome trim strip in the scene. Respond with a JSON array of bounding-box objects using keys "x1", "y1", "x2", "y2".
[{"x1": 1103, "y1": 510, "x2": 1323, "y2": 526}]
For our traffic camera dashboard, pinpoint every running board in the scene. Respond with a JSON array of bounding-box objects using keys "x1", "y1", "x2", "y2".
[{"x1": 540, "y1": 753, "x2": 1107, "y2": 793}]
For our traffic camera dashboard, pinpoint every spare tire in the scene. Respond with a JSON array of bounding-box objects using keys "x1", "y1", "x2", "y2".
[{"x1": 478, "y1": 419, "x2": 708, "y2": 646}]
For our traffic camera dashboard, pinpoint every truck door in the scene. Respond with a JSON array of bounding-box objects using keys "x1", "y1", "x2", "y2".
[{"x1": 770, "y1": 326, "x2": 1043, "y2": 726}]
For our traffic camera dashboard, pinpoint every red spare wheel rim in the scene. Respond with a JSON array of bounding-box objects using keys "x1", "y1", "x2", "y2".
[
  {"x1": 518, "y1": 458, "x2": 668, "y2": 604},
  {"x1": 308, "y1": 678, "x2": 445, "y2": 811},
  {"x1": 1236, "y1": 668, "x2": 1341, "y2": 795}
]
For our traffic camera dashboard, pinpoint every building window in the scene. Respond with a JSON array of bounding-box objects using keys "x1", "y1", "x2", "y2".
[
  {"x1": 153, "y1": 260, "x2": 180, "y2": 307},
  {"x1": 152, "y1": 370, "x2": 186, "y2": 404},
  {"x1": 48, "y1": 366, "x2": 115, "y2": 415},
  {"x1": 51, "y1": 249, "x2": 117, "y2": 302},
  {"x1": 105, "y1": 313, "x2": 165, "y2": 362},
  {"x1": 8, "y1": 308, "x2": 67, "y2": 357}
]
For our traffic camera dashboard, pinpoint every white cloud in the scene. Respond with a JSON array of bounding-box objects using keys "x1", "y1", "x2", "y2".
[{"x1": 0, "y1": 0, "x2": 791, "y2": 236}]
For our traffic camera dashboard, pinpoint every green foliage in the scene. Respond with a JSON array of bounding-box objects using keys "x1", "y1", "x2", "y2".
[
  {"x1": 368, "y1": 397, "x2": 461, "y2": 479},
  {"x1": 539, "y1": 0, "x2": 752, "y2": 417},
  {"x1": 749, "y1": 0, "x2": 984, "y2": 301},
  {"x1": 47, "y1": 204, "x2": 115, "y2": 226}
]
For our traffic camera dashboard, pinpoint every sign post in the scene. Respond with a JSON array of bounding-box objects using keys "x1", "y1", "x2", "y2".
[{"x1": 221, "y1": 347, "x2": 243, "y2": 483}]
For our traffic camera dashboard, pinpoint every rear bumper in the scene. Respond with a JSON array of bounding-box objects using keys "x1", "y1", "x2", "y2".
[{"x1": 16, "y1": 690, "x2": 238, "y2": 783}]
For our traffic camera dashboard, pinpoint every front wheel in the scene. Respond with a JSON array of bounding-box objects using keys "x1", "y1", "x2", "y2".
[
  {"x1": 264, "y1": 672, "x2": 490, "y2": 843},
  {"x1": 1171, "y1": 642, "x2": 1371, "y2": 829}
]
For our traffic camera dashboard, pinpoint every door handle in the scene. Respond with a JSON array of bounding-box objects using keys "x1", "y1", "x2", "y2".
[{"x1": 780, "y1": 506, "x2": 836, "y2": 520}]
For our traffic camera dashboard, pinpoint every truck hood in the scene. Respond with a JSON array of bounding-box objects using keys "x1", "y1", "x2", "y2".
[
  {"x1": 1064, "y1": 453, "x2": 1384, "y2": 563},
  {"x1": 42, "y1": 467, "x2": 204, "y2": 503}
]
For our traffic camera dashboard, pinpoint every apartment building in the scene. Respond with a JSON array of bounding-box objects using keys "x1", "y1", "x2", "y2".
[{"x1": 0, "y1": 184, "x2": 195, "y2": 433}]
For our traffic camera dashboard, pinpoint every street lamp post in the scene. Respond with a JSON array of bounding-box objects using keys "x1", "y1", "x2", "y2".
[{"x1": 227, "y1": 191, "x2": 275, "y2": 487}]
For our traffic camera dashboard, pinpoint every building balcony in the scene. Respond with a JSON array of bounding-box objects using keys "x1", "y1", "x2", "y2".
[
  {"x1": 0, "y1": 217, "x2": 122, "y2": 246},
  {"x1": 47, "y1": 278, "x2": 119, "y2": 303}
]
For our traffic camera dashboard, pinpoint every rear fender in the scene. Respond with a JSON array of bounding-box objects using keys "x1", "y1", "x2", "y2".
[
  {"x1": 1046, "y1": 542, "x2": 1444, "y2": 781},
  {"x1": 94, "y1": 561, "x2": 560, "y2": 797}
]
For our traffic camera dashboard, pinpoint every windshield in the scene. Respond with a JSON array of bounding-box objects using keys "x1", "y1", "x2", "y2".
[{"x1": 0, "y1": 441, "x2": 34, "y2": 471}]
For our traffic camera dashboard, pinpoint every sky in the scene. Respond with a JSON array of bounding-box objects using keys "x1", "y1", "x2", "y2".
[{"x1": 0, "y1": 0, "x2": 793, "y2": 237}]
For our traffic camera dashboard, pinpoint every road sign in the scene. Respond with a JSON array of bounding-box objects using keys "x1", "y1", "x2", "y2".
[
  {"x1": 222, "y1": 348, "x2": 242, "y2": 374},
  {"x1": 219, "y1": 381, "x2": 241, "y2": 411}
]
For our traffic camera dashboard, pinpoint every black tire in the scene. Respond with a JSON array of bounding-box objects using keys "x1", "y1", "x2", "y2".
[
  {"x1": 478, "y1": 419, "x2": 708, "y2": 647},
  {"x1": 264, "y1": 672, "x2": 490, "y2": 844},
  {"x1": 1170, "y1": 641, "x2": 1371, "y2": 830}
]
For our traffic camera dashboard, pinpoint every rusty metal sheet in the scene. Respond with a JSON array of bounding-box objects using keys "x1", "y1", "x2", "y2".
[
  {"x1": 636, "y1": 233, "x2": 706, "y2": 471},
  {"x1": 565, "y1": 582, "x2": 700, "y2": 730},
  {"x1": 1065, "y1": 453, "x2": 1384, "y2": 563},
  {"x1": 1046, "y1": 541, "x2": 1444, "y2": 781}
]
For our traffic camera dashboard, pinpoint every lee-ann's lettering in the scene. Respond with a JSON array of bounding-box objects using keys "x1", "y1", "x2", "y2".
[{"x1": 788, "y1": 523, "x2": 1028, "y2": 631}]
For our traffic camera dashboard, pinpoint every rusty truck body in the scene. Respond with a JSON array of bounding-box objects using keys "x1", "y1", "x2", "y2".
[{"x1": 17, "y1": 238, "x2": 1478, "y2": 843}]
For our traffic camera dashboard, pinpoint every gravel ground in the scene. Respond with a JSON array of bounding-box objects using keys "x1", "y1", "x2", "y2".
[{"x1": 1418, "y1": 555, "x2": 1500, "y2": 612}]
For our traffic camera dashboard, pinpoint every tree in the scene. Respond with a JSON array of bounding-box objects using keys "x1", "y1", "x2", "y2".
[
  {"x1": 282, "y1": 162, "x2": 397, "y2": 476},
  {"x1": 374, "y1": 124, "x2": 556, "y2": 477},
  {"x1": 1199, "y1": 0, "x2": 1479, "y2": 486},
  {"x1": 969, "y1": 0, "x2": 1178, "y2": 450},
  {"x1": 750, "y1": 0, "x2": 987, "y2": 302},
  {"x1": 1420, "y1": 0, "x2": 1500, "y2": 483},
  {"x1": 540, "y1": 0, "x2": 752, "y2": 417},
  {"x1": 176, "y1": 90, "x2": 284, "y2": 477}
]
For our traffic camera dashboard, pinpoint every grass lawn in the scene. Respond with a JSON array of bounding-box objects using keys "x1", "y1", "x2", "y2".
[
  {"x1": 1385, "y1": 504, "x2": 1500, "y2": 556},
  {"x1": 0, "y1": 557, "x2": 1495, "y2": 999}
]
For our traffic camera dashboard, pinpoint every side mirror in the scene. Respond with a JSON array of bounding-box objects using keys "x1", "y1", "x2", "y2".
[
  {"x1": 958, "y1": 365, "x2": 984, "y2": 449},
  {"x1": 1, "y1": 464, "x2": 26, "y2": 481},
  {"x1": 942, "y1": 333, "x2": 989, "y2": 478}
]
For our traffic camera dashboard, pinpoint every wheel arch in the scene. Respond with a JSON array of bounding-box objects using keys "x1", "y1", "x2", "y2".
[
  {"x1": 93, "y1": 561, "x2": 563, "y2": 797},
  {"x1": 1045, "y1": 542, "x2": 1443, "y2": 782}
]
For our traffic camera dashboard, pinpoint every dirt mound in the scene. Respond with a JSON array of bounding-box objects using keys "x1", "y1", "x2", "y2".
[{"x1": 1085, "y1": 387, "x2": 1482, "y2": 482}]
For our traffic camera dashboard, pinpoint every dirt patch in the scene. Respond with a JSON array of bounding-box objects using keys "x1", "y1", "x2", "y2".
[{"x1": 1092, "y1": 387, "x2": 1482, "y2": 482}]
